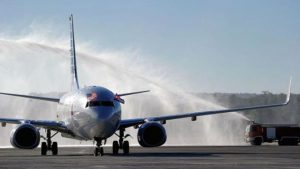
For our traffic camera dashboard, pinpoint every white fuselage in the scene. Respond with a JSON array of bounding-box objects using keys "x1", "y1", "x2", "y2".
[{"x1": 57, "y1": 86, "x2": 121, "y2": 140}]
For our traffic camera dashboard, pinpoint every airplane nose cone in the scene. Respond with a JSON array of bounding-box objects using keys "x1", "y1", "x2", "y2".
[
  {"x1": 88, "y1": 108, "x2": 117, "y2": 138},
  {"x1": 92, "y1": 107, "x2": 114, "y2": 120}
]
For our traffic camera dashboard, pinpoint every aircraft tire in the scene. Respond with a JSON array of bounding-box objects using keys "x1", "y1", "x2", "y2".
[
  {"x1": 94, "y1": 148, "x2": 99, "y2": 156},
  {"x1": 123, "y1": 141, "x2": 129, "y2": 154},
  {"x1": 41, "y1": 142, "x2": 47, "y2": 155},
  {"x1": 250, "y1": 137, "x2": 262, "y2": 146},
  {"x1": 52, "y1": 142, "x2": 58, "y2": 155},
  {"x1": 112, "y1": 141, "x2": 119, "y2": 155},
  {"x1": 99, "y1": 147, "x2": 104, "y2": 156}
]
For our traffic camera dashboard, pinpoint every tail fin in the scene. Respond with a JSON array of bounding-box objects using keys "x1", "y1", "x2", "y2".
[{"x1": 69, "y1": 14, "x2": 80, "y2": 90}]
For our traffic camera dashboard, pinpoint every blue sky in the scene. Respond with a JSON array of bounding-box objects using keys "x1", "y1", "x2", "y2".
[{"x1": 0, "y1": 0, "x2": 299, "y2": 93}]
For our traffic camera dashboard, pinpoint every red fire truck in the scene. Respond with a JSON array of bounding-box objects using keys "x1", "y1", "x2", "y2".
[{"x1": 245, "y1": 122, "x2": 300, "y2": 146}]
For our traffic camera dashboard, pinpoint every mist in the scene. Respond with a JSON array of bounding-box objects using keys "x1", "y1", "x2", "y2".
[{"x1": 0, "y1": 37, "x2": 250, "y2": 147}]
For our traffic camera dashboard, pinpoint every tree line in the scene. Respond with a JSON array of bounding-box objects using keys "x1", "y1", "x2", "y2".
[{"x1": 195, "y1": 93, "x2": 300, "y2": 124}]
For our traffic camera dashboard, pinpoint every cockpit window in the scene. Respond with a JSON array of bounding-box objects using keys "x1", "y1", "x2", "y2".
[{"x1": 86, "y1": 101, "x2": 114, "y2": 108}]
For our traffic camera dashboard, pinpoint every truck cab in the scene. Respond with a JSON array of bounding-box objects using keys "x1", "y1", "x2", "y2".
[{"x1": 245, "y1": 123, "x2": 263, "y2": 145}]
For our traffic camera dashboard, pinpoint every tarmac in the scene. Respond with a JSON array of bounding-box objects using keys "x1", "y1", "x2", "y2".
[{"x1": 0, "y1": 146, "x2": 299, "y2": 169}]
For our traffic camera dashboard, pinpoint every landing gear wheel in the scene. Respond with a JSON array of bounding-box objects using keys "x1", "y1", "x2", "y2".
[
  {"x1": 112, "y1": 141, "x2": 119, "y2": 155},
  {"x1": 94, "y1": 148, "x2": 99, "y2": 156},
  {"x1": 41, "y1": 142, "x2": 47, "y2": 155},
  {"x1": 41, "y1": 130, "x2": 59, "y2": 156},
  {"x1": 116, "y1": 128, "x2": 130, "y2": 155},
  {"x1": 99, "y1": 147, "x2": 104, "y2": 156},
  {"x1": 52, "y1": 142, "x2": 58, "y2": 155},
  {"x1": 94, "y1": 147, "x2": 104, "y2": 156},
  {"x1": 94, "y1": 138, "x2": 105, "y2": 157},
  {"x1": 123, "y1": 141, "x2": 129, "y2": 154}
]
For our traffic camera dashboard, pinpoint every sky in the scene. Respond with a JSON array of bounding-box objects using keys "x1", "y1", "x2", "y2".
[{"x1": 0, "y1": 0, "x2": 299, "y2": 93}]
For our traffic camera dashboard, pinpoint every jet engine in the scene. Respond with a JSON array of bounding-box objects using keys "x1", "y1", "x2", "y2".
[
  {"x1": 10, "y1": 124, "x2": 40, "y2": 149},
  {"x1": 137, "y1": 122, "x2": 167, "y2": 147}
]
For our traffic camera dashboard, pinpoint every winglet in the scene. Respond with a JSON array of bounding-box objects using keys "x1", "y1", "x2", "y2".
[{"x1": 285, "y1": 77, "x2": 292, "y2": 104}]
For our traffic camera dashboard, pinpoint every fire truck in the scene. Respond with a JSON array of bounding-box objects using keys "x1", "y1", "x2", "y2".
[{"x1": 245, "y1": 122, "x2": 300, "y2": 146}]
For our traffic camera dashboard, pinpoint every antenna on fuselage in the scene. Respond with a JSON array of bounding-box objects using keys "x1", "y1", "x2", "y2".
[{"x1": 69, "y1": 14, "x2": 80, "y2": 90}]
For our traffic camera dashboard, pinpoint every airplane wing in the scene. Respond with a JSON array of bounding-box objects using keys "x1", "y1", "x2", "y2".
[
  {"x1": 0, "y1": 92, "x2": 60, "y2": 102},
  {"x1": 0, "y1": 118, "x2": 72, "y2": 134},
  {"x1": 119, "y1": 79, "x2": 292, "y2": 129},
  {"x1": 115, "y1": 90, "x2": 150, "y2": 104},
  {"x1": 0, "y1": 93, "x2": 67, "y2": 132},
  {"x1": 0, "y1": 90, "x2": 149, "y2": 102},
  {"x1": 117, "y1": 90, "x2": 150, "y2": 97}
]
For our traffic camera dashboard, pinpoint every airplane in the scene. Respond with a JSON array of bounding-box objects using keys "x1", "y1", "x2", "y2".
[{"x1": 0, "y1": 14, "x2": 292, "y2": 156}]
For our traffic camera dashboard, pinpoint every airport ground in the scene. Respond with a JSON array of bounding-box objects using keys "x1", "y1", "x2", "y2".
[{"x1": 0, "y1": 146, "x2": 299, "y2": 169}]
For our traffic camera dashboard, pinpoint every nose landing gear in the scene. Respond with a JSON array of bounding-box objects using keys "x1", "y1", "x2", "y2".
[
  {"x1": 94, "y1": 138, "x2": 105, "y2": 156},
  {"x1": 93, "y1": 128, "x2": 130, "y2": 157},
  {"x1": 41, "y1": 129, "x2": 59, "y2": 156}
]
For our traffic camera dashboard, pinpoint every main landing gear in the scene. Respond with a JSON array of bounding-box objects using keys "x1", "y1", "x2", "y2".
[
  {"x1": 93, "y1": 128, "x2": 130, "y2": 157},
  {"x1": 41, "y1": 129, "x2": 59, "y2": 156},
  {"x1": 112, "y1": 128, "x2": 130, "y2": 155}
]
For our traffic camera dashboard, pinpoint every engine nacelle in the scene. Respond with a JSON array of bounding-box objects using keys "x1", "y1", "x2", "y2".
[
  {"x1": 10, "y1": 124, "x2": 40, "y2": 149},
  {"x1": 137, "y1": 122, "x2": 167, "y2": 147}
]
